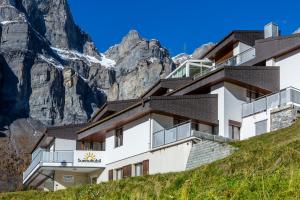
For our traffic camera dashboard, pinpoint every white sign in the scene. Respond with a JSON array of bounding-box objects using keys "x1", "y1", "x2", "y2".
[
  {"x1": 73, "y1": 151, "x2": 106, "y2": 167},
  {"x1": 63, "y1": 175, "x2": 74, "y2": 183}
]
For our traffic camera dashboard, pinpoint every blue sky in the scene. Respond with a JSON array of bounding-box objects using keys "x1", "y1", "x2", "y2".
[{"x1": 69, "y1": 0, "x2": 300, "y2": 56}]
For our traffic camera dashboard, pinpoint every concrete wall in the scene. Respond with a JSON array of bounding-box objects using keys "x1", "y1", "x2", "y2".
[
  {"x1": 97, "y1": 141, "x2": 193, "y2": 182},
  {"x1": 211, "y1": 82, "x2": 247, "y2": 138},
  {"x1": 150, "y1": 141, "x2": 193, "y2": 174},
  {"x1": 241, "y1": 111, "x2": 270, "y2": 140}
]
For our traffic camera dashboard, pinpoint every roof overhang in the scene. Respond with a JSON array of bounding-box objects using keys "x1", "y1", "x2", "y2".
[
  {"x1": 140, "y1": 77, "x2": 193, "y2": 99},
  {"x1": 244, "y1": 33, "x2": 300, "y2": 66},
  {"x1": 202, "y1": 30, "x2": 264, "y2": 60},
  {"x1": 91, "y1": 99, "x2": 140, "y2": 122}
]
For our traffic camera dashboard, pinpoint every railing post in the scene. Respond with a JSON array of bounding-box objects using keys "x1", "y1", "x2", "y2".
[
  {"x1": 190, "y1": 121, "x2": 192, "y2": 137},
  {"x1": 163, "y1": 130, "x2": 166, "y2": 146}
]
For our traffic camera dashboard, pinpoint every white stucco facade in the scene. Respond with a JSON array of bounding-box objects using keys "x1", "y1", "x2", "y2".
[
  {"x1": 265, "y1": 49, "x2": 300, "y2": 90},
  {"x1": 240, "y1": 111, "x2": 270, "y2": 140},
  {"x1": 104, "y1": 116, "x2": 151, "y2": 165},
  {"x1": 211, "y1": 82, "x2": 248, "y2": 138}
]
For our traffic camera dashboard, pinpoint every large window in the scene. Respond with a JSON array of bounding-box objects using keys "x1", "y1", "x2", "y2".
[
  {"x1": 115, "y1": 128, "x2": 123, "y2": 148},
  {"x1": 134, "y1": 163, "x2": 143, "y2": 177}
]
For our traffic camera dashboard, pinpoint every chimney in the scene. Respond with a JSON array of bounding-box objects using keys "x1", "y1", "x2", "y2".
[{"x1": 264, "y1": 22, "x2": 279, "y2": 38}]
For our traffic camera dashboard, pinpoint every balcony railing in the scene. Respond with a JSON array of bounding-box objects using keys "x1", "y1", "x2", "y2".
[
  {"x1": 152, "y1": 121, "x2": 192, "y2": 148},
  {"x1": 218, "y1": 48, "x2": 255, "y2": 67},
  {"x1": 242, "y1": 87, "x2": 300, "y2": 117},
  {"x1": 23, "y1": 149, "x2": 106, "y2": 183},
  {"x1": 23, "y1": 150, "x2": 74, "y2": 182}
]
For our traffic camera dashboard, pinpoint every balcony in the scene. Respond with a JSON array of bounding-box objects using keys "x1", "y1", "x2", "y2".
[
  {"x1": 23, "y1": 149, "x2": 106, "y2": 184},
  {"x1": 152, "y1": 121, "x2": 230, "y2": 149},
  {"x1": 218, "y1": 48, "x2": 255, "y2": 67},
  {"x1": 242, "y1": 87, "x2": 300, "y2": 117}
]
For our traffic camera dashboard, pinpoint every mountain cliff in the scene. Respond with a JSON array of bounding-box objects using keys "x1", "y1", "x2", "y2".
[{"x1": 0, "y1": 0, "x2": 174, "y2": 127}]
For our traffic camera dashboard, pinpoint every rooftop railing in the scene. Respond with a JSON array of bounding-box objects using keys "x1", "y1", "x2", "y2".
[
  {"x1": 242, "y1": 87, "x2": 300, "y2": 118},
  {"x1": 218, "y1": 47, "x2": 255, "y2": 67}
]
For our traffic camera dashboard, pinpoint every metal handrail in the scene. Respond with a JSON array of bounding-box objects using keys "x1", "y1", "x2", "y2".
[
  {"x1": 218, "y1": 47, "x2": 255, "y2": 67},
  {"x1": 152, "y1": 121, "x2": 192, "y2": 148},
  {"x1": 242, "y1": 86, "x2": 300, "y2": 117},
  {"x1": 23, "y1": 150, "x2": 75, "y2": 182},
  {"x1": 152, "y1": 120, "x2": 191, "y2": 135}
]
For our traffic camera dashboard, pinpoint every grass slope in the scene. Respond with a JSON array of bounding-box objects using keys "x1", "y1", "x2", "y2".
[{"x1": 2, "y1": 120, "x2": 300, "y2": 200}]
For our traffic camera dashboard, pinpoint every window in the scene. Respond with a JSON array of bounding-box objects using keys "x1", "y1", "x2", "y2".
[
  {"x1": 115, "y1": 128, "x2": 123, "y2": 148},
  {"x1": 93, "y1": 141, "x2": 106, "y2": 151},
  {"x1": 247, "y1": 90, "x2": 261, "y2": 102},
  {"x1": 116, "y1": 168, "x2": 123, "y2": 180},
  {"x1": 91, "y1": 177, "x2": 97, "y2": 184},
  {"x1": 255, "y1": 120, "x2": 268, "y2": 135},
  {"x1": 134, "y1": 163, "x2": 143, "y2": 177},
  {"x1": 81, "y1": 141, "x2": 92, "y2": 150},
  {"x1": 229, "y1": 125, "x2": 240, "y2": 140},
  {"x1": 229, "y1": 120, "x2": 241, "y2": 140},
  {"x1": 173, "y1": 117, "x2": 186, "y2": 125}
]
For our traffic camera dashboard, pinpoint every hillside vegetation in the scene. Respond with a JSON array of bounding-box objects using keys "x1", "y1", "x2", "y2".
[{"x1": 2, "y1": 120, "x2": 300, "y2": 200}]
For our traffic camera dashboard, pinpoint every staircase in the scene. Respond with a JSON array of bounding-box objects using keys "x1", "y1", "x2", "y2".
[{"x1": 186, "y1": 140, "x2": 235, "y2": 170}]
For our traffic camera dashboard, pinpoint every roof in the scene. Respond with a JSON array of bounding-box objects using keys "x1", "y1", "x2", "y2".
[
  {"x1": 91, "y1": 99, "x2": 141, "y2": 122},
  {"x1": 45, "y1": 123, "x2": 88, "y2": 140},
  {"x1": 243, "y1": 33, "x2": 300, "y2": 66},
  {"x1": 168, "y1": 66, "x2": 280, "y2": 96},
  {"x1": 202, "y1": 30, "x2": 264, "y2": 59},
  {"x1": 140, "y1": 77, "x2": 193, "y2": 99},
  {"x1": 78, "y1": 95, "x2": 218, "y2": 140}
]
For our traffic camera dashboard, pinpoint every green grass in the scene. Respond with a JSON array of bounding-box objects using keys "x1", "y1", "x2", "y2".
[{"x1": 2, "y1": 120, "x2": 300, "y2": 200}]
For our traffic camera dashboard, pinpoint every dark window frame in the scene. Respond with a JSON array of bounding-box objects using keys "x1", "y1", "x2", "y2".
[{"x1": 115, "y1": 127, "x2": 123, "y2": 148}]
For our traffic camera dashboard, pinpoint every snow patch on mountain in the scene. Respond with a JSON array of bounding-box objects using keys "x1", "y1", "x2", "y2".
[
  {"x1": 38, "y1": 54, "x2": 64, "y2": 70},
  {"x1": 100, "y1": 53, "x2": 116, "y2": 68}
]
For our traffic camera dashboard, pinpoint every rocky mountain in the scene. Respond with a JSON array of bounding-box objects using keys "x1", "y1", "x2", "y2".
[
  {"x1": 106, "y1": 30, "x2": 174, "y2": 100},
  {"x1": 0, "y1": 0, "x2": 174, "y2": 127}
]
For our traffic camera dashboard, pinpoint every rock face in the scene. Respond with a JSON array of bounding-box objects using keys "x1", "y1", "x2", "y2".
[
  {"x1": 0, "y1": 1, "x2": 174, "y2": 126},
  {"x1": 0, "y1": 0, "x2": 113, "y2": 126},
  {"x1": 191, "y1": 42, "x2": 215, "y2": 59},
  {"x1": 105, "y1": 30, "x2": 175, "y2": 100}
]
